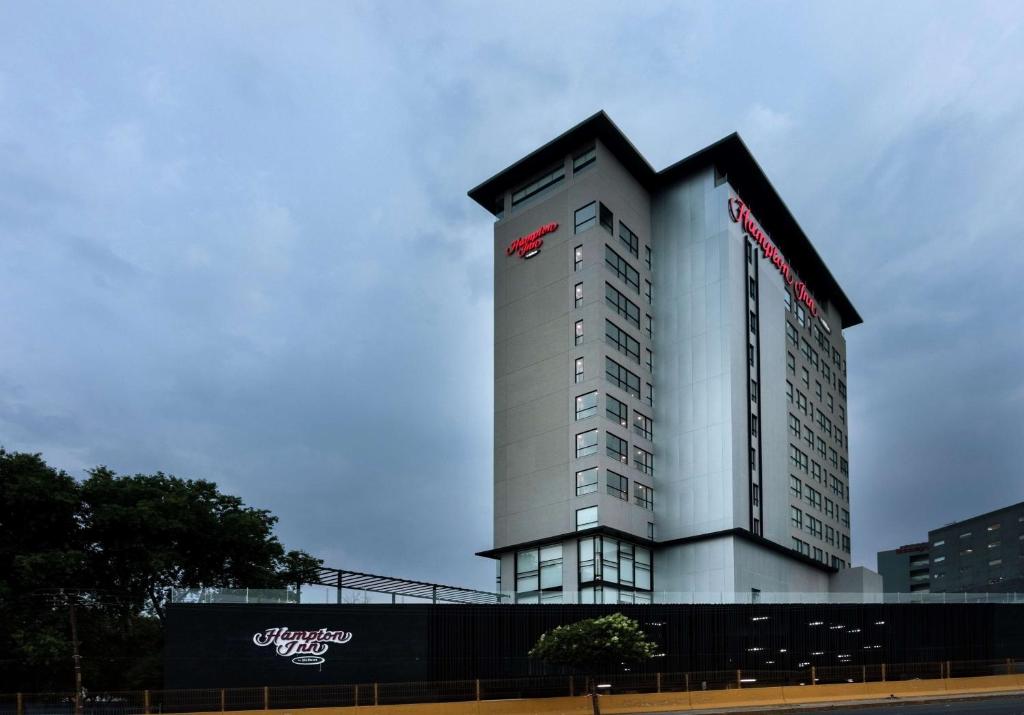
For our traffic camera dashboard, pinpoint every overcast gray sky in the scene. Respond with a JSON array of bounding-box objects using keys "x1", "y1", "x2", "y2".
[{"x1": 1, "y1": 2, "x2": 1022, "y2": 592}]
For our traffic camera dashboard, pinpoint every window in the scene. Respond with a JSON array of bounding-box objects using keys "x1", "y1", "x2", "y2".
[
  {"x1": 789, "y1": 445, "x2": 809, "y2": 473},
  {"x1": 815, "y1": 381, "x2": 822, "y2": 400},
  {"x1": 573, "y1": 146, "x2": 596, "y2": 173},
  {"x1": 619, "y1": 222, "x2": 639, "y2": 257},
  {"x1": 644, "y1": 382, "x2": 653, "y2": 407},
  {"x1": 789, "y1": 414, "x2": 801, "y2": 439},
  {"x1": 644, "y1": 314, "x2": 652, "y2": 339},
  {"x1": 574, "y1": 244, "x2": 583, "y2": 272},
  {"x1": 575, "y1": 429, "x2": 598, "y2": 458},
  {"x1": 512, "y1": 164, "x2": 565, "y2": 207},
  {"x1": 575, "y1": 467, "x2": 598, "y2": 496},
  {"x1": 605, "y1": 319, "x2": 640, "y2": 363},
  {"x1": 647, "y1": 522, "x2": 654, "y2": 540},
  {"x1": 807, "y1": 486, "x2": 822, "y2": 510},
  {"x1": 811, "y1": 461, "x2": 823, "y2": 482},
  {"x1": 752, "y1": 483, "x2": 760, "y2": 506},
  {"x1": 839, "y1": 404, "x2": 846, "y2": 422},
  {"x1": 784, "y1": 291, "x2": 792, "y2": 311},
  {"x1": 643, "y1": 279, "x2": 653, "y2": 306},
  {"x1": 825, "y1": 525, "x2": 836, "y2": 546},
  {"x1": 645, "y1": 349, "x2": 653, "y2": 373},
  {"x1": 644, "y1": 245, "x2": 651, "y2": 270},
  {"x1": 933, "y1": 540, "x2": 945, "y2": 547},
  {"x1": 787, "y1": 381, "x2": 794, "y2": 403},
  {"x1": 749, "y1": 277, "x2": 757, "y2": 299},
  {"x1": 804, "y1": 427, "x2": 813, "y2": 450},
  {"x1": 605, "y1": 357, "x2": 640, "y2": 398},
  {"x1": 796, "y1": 390, "x2": 808, "y2": 415},
  {"x1": 796, "y1": 304, "x2": 806, "y2": 327},
  {"x1": 605, "y1": 245, "x2": 640, "y2": 293},
  {"x1": 606, "y1": 432, "x2": 629, "y2": 464},
  {"x1": 575, "y1": 201, "x2": 597, "y2": 232},
  {"x1": 787, "y1": 352, "x2": 796, "y2": 374},
  {"x1": 606, "y1": 470, "x2": 628, "y2": 500},
  {"x1": 576, "y1": 506, "x2": 598, "y2": 531},
  {"x1": 816, "y1": 436, "x2": 826, "y2": 459},
  {"x1": 578, "y1": 536, "x2": 653, "y2": 596},
  {"x1": 574, "y1": 319, "x2": 584, "y2": 346},
  {"x1": 575, "y1": 391, "x2": 598, "y2": 420},
  {"x1": 827, "y1": 393, "x2": 834, "y2": 411},
  {"x1": 750, "y1": 414, "x2": 759, "y2": 437},
  {"x1": 791, "y1": 506, "x2": 804, "y2": 529},
  {"x1": 515, "y1": 544, "x2": 563, "y2": 602},
  {"x1": 838, "y1": 380, "x2": 846, "y2": 398},
  {"x1": 635, "y1": 483, "x2": 654, "y2": 510},
  {"x1": 806, "y1": 516, "x2": 822, "y2": 539},
  {"x1": 988, "y1": 523, "x2": 1002, "y2": 532},
  {"x1": 599, "y1": 202, "x2": 613, "y2": 232},
  {"x1": 575, "y1": 357, "x2": 584, "y2": 384},
  {"x1": 751, "y1": 379, "x2": 759, "y2": 403},
  {"x1": 801, "y1": 367, "x2": 809, "y2": 388},
  {"x1": 634, "y1": 447, "x2": 653, "y2": 476},
  {"x1": 786, "y1": 322, "x2": 798, "y2": 345},
  {"x1": 605, "y1": 282, "x2": 640, "y2": 328},
  {"x1": 748, "y1": 344, "x2": 755, "y2": 367},
  {"x1": 790, "y1": 475, "x2": 803, "y2": 499},
  {"x1": 825, "y1": 498, "x2": 835, "y2": 518},
  {"x1": 574, "y1": 282, "x2": 583, "y2": 308},
  {"x1": 607, "y1": 394, "x2": 628, "y2": 427},
  {"x1": 634, "y1": 412, "x2": 652, "y2": 441}
]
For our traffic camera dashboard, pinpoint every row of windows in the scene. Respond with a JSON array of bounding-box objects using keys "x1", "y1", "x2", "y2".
[
  {"x1": 791, "y1": 537, "x2": 849, "y2": 568},
  {"x1": 512, "y1": 164, "x2": 565, "y2": 208},
  {"x1": 575, "y1": 425, "x2": 654, "y2": 473},
  {"x1": 788, "y1": 379, "x2": 847, "y2": 431},
  {"x1": 575, "y1": 465, "x2": 654, "y2": 508},
  {"x1": 788, "y1": 445, "x2": 848, "y2": 500},
  {"x1": 791, "y1": 506, "x2": 851, "y2": 553},
  {"x1": 579, "y1": 535, "x2": 652, "y2": 591},
  {"x1": 514, "y1": 544, "x2": 563, "y2": 601}
]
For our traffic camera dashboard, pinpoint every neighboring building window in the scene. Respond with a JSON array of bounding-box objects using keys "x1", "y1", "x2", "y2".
[
  {"x1": 635, "y1": 483, "x2": 654, "y2": 510},
  {"x1": 576, "y1": 467, "x2": 598, "y2": 496},
  {"x1": 575, "y1": 201, "x2": 597, "y2": 232},
  {"x1": 796, "y1": 390, "x2": 808, "y2": 414},
  {"x1": 605, "y1": 319, "x2": 640, "y2": 363},
  {"x1": 576, "y1": 429, "x2": 598, "y2": 458},
  {"x1": 574, "y1": 244, "x2": 583, "y2": 272},
  {"x1": 606, "y1": 394, "x2": 628, "y2": 427},
  {"x1": 575, "y1": 391, "x2": 598, "y2": 420},
  {"x1": 605, "y1": 245, "x2": 640, "y2": 293},
  {"x1": 576, "y1": 506, "x2": 598, "y2": 531},
  {"x1": 573, "y1": 146, "x2": 596, "y2": 173},
  {"x1": 606, "y1": 432, "x2": 629, "y2": 464},
  {"x1": 512, "y1": 164, "x2": 565, "y2": 208},
  {"x1": 606, "y1": 470, "x2": 628, "y2": 500},
  {"x1": 619, "y1": 222, "x2": 639, "y2": 257},
  {"x1": 634, "y1": 447, "x2": 654, "y2": 476},
  {"x1": 748, "y1": 344, "x2": 755, "y2": 367},
  {"x1": 634, "y1": 411, "x2": 652, "y2": 441},
  {"x1": 599, "y1": 202, "x2": 614, "y2": 232},
  {"x1": 815, "y1": 380, "x2": 823, "y2": 400},
  {"x1": 605, "y1": 357, "x2": 640, "y2": 398},
  {"x1": 606, "y1": 282, "x2": 640, "y2": 328},
  {"x1": 575, "y1": 357, "x2": 584, "y2": 384},
  {"x1": 574, "y1": 282, "x2": 583, "y2": 308},
  {"x1": 575, "y1": 319, "x2": 584, "y2": 346},
  {"x1": 644, "y1": 382, "x2": 654, "y2": 407}
]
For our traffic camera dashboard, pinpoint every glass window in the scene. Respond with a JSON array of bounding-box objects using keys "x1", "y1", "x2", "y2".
[
  {"x1": 575, "y1": 201, "x2": 597, "y2": 233},
  {"x1": 787, "y1": 352, "x2": 796, "y2": 374},
  {"x1": 644, "y1": 313, "x2": 653, "y2": 340},
  {"x1": 619, "y1": 222, "x2": 639, "y2": 257},
  {"x1": 573, "y1": 146, "x2": 596, "y2": 173},
  {"x1": 605, "y1": 282, "x2": 640, "y2": 328},
  {"x1": 787, "y1": 381, "x2": 794, "y2": 403},
  {"x1": 635, "y1": 483, "x2": 654, "y2": 510},
  {"x1": 634, "y1": 411, "x2": 652, "y2": 441},
  {"x1": 575, "y1": 429, "x2": 598, "y2": 458},
  {"x1": 644, "y1": 280, "x2": 652, "y2": 305},
  {"x1": 645, "y1": 348, "x2": 653, "y2": 373},
  {"x1": 574, "y1": 319, "x2": 584, "y2": 346},
  {"x1": 605, "y1": 357, "x2": 640, "y2": 398},
  {"x1": 787, "y1": 322, "x2": 798, "y2": 345},
  {"x1": 605, "y1": 319, "x2": 640, "y2": 364},
  {"x1": 512, "y1": 164, "x2": 565, "y2": 207},
  {"x1": 574, "y1": 282, "x2": 583, "y2": 308},
  {"x1": 605, "y1": 245, "x2": 640, "y2": 293},
  {"x1": 791, "y1": 506, "x2": 803, "y2": 529},
  {"x1": 789, "y1": 413, "x2": 801, "y2": 439},
  {"x1": 751, "y1": 378, "x2": 759, "y2": 403},
  {"x1": 605, "y1": 394, "x2": 628, "y2": 428},
  {"x1": 606, "y1": 432, "x2": 628, "y2": 464},
  {"x1": 796, "y1": 304, "x2": 806, "y2": 327},
  {"x1": 634, "y1": 446, "x2": 653, "y2": 476},
  {"x1": 576, "y1": 506, "x2": 598, "y2": 531},
  {"x1": 575, "y1": 391, "x2": 598, "y2": 420},
  {"x1": 599, "y1": 202, "x2": 613, "y2": 232},
  {"x1": 644, "y1": 245, "x2": 651, "y2": 270},
  {"x1": 574, "y1": 244, "x2": 582, "y2": 272},
  {"x1": 644, "y1": 382, "x2": 653, "y2": 407},
  {"x1": 607, "y1": 470, "x2": 628, "y2": 500},
  {"x1": 790, "y1": 475, "x2": 803, "y2": 499},
  {"x1": 575, "y1": 467, "x2": 598, "y2": 496},
  {"x1": 575, "y1": 357, "x2": 584, "y2": 384}
]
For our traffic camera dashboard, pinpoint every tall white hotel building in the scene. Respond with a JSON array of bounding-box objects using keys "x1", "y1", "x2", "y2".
[{"x1": 469, "y1": 112, "x2": 878, "y2": 603}]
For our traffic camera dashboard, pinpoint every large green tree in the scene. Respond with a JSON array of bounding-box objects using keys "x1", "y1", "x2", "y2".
[
  {"x1": 529, "y1": 613, "x2": 658, "y2": 715},
  {"x1": 0, "y1": 448, "x2": 322, "y2": 692}
]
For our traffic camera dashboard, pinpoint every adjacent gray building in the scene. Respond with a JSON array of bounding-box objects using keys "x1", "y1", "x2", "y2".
[
  {"x1": 878, "y1": 502, "x2": 1024, "y2": 593},
  {"x1": 469, "y1": 112, "x2": 873, "y2": 602}
]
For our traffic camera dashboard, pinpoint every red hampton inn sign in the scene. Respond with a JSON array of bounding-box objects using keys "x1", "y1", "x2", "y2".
[
  {"x1": 728, "y1": 197, "x2": 818, "y2": 317},
  {"x1": 506, "y1": 222, "x2": 558, "y2": 259}
]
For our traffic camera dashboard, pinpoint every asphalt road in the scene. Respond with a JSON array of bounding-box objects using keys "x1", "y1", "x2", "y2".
[{"x1": 640, "y1": 694, "x2": 1024, "y2": 715}]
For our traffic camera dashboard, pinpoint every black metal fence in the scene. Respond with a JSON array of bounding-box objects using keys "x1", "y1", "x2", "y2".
[{"x1": 2, "y1": 658, "x2": 1021, "y2": 715}]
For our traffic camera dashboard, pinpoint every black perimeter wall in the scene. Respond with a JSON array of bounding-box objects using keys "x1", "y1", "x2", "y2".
[{"x1": 165, "y1": 602, "x2": 1024, "y2": 688}]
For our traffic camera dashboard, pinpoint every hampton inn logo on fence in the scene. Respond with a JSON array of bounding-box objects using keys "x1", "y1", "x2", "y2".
[{"x1": 253, "y1": 627, "x2": 354, "y2": 666}]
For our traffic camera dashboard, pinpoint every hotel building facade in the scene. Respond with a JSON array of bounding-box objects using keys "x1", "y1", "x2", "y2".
[{"x1": 469, "y1": 112, "x2": 874, "y2": 602}]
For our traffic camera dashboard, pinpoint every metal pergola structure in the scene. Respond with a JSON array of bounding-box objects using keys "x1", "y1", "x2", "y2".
[{"x1": 310, "y1": 567, "x2": 507, "y2": 605}]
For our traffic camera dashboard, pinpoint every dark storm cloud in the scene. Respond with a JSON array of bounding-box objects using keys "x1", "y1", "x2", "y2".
[{"x1": 1, "y1": 1, "x2": 1022, "y2": 591}]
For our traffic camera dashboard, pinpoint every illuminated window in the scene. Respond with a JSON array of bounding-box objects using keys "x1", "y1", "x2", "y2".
[
  {"x1": 576, "y1": 506, "x2": 598, "y2": 531},
  {"x1": 574, "y1": 201, "x2": 597, "y2": 233},
  {"x1": 574, "y1": 282, "x2": 583, "y2": 308},
  {"x1": 574, "y1": 244, "x2": 583, "y2": 272},
  {"x1": 607, "y1": 394, "x2": 628, "y2": 427},
  {"x1": 605, "y1": 357, "x2": 640, "y2": 399},
  {"x1": 606, "y1": 471, "x2": 628, "y2": 500},
  {"x1": 634, "y1": 412, "x2": 652, "y2": 441},
  {"x1": 575, "y1": 467, "x2": 598, "y2": 496},
  {"x1": 575, "y1": 429, "x2": 598, "y2": 458},
  {"x1": 606, "y1": 432, "x2": 628, "y2": 464},
  {"x1": 634, "y1": 483, "x2": 654, "y2": 510},
  {"x1": 575, "y1": 391, "x2": 598, "y2": 420},
  {"x1": 574, "y1": 319, "x2": 584, "y2": 346},
  {"x1": 634, "y1": 447, "x2": 653, "y2": 476},
  {"x1": 575, "y1": 357, "x2": 584, "y2": 384}
]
